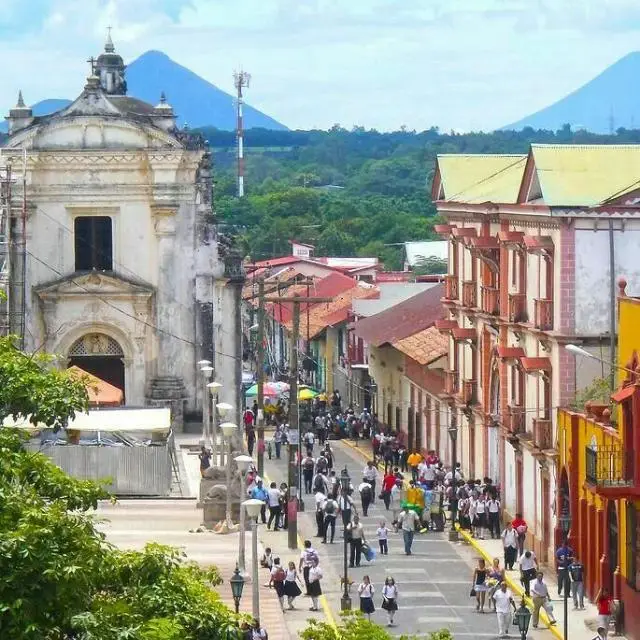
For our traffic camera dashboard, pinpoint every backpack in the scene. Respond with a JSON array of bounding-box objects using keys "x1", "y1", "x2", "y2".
[
  {"x1": 313, "y1": 475, "x2": 325, "y2": 493},
  {"x1": 273, "y1": 566, "x2": 286, "y2": 582},
  {"x1": 324, "y1": 500, "x2": 336, "y2": 515},
  {"x1": 361, "y1": 484, "x2": 372, "y2": 499},
  {"x1": 304, "y1": 458, "x2": 315, "y2": 470},
  {"x1": 316, "y1": 458, "x2": 328, "y2": 474}
]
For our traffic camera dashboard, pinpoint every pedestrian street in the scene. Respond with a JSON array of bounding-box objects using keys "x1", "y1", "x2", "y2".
[{"x1": 263, "y1": 439, "x2": 557, "y2": 638}]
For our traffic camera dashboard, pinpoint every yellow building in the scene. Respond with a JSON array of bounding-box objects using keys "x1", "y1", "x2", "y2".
[{"x1": 557, "y1": 279, "x2": 640, "y2": 639}]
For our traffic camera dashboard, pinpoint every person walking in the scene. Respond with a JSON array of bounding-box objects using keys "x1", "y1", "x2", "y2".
[
  {"x1": 381, "y1": 576, "x2": 399, "y2": 627},
  {"x1": 492, "y1": 582, "x2": 516, "y2": 638},
  {"x1": 307, "y1": 557, "x2": 323, "y2": 612},
  {"x1": 269, "y1": 557, "x2": 286, "y2": 611},
  {"x1": 358, "y1": 478, "x2": 373, "y2": 516},
  {"x1": 377, "y1": 519, "x2": 390, "y2": 555},
  {"x1": 487, "y1": 558, "x2": 505, "y2": 611},
  {"x1": 555, "y1": 540, "x2": 574, "y2": 597},
  {"x1": 363, "y1": 461, "x2": 378, "y2": 501},
  {"x1": 512, "y1": 513, "x2": 528, "y2": 555},
  {"x1": 398, "y1": 506, "x2": 420, "y2": 555},
  {"x1": 531, "y1": 572, "x2": 557, "y2": 629},
  {"x1": 595, "y1": 587, "x2": 613, "y2": 638},
  {"x1": 472, "y1": 558, "x2": 489, "y2": 613},
  {"x1": 299, "y1": 540, "x2": 318, "y2": 596},
  {"x1": 273, "y1": 425, "x2": 283, "y2": 459},
  {"x1": 518, "y1": 549, "x2": 538, "y2": 597},
  {"x1": 314, "y1": 490, "x2": 327, "y2": 538},
  {"x1": 338, "y1": 491, "x2": 354, "y2": 529},
  {"x1": 381, "y1": 470, "x2": 396, "y2": 511},
  {"x1": 501, "y1": 522, "x2": 518, "y2": 570},
  {"x1": 569, "y1": 557, "x2": 585, "y2": 610},
  {"x1": 322, "y1": 494, "x2": 338, "y2": 544},
  {"x1": 266, "y1": 482, "x2": 282, "y2": 531},
  {"x1": 472, "y1": 495, "x2": 487, "y2": 539},
  {"x1": 487, "y1": 495, "x2": 501, "y2": 539},
  {"x1": 358, "y1": 575, "x2": 375, "y2": 621},
  {"x1": 302, "y1": 454, "x2": 315, "y2": 494},
  {"x1": 250, "y1": 480, "x2": 268, "y2": 524},
  {"x1": 283, "y1": 561, "x2": 302, "y2": 609},
  {"x1": 347, "y1": 515, "x2": 366, "y2": 568},
  {"x1": 198, "y1": 446, "x2": 211, "y2": 477},
  {"x1": 407, "y1": 450, "x2": 422, "y2": 482}
]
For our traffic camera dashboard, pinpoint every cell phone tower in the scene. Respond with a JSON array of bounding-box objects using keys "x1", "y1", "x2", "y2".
[{"x1": 233, "y1": 70, "x2": 251, "y2": 198}]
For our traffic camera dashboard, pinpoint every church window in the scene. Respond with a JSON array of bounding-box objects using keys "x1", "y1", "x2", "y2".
[{"x1": 74, "y1": 216, "x2": 113, "y2": 271}]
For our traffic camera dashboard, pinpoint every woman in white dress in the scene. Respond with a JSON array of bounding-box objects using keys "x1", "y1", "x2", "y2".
[{"x1": 381, "y1": 576, "x2": 399, "y2": 627}]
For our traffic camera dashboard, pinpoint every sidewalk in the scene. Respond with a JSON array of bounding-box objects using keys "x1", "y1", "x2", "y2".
[{"x1": 341, "y1": 437, "x2": 611, "y2": 639}]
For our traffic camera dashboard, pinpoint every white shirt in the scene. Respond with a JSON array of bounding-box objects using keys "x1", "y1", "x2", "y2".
[
  {"x1": 363, "y1": 466, "x2": 377, "y2": 481},
  {"x1": 502, "y1": 528, "x2": 518, "y2": 548},
  {"x1": 315, "y1": 491, "x2": 327, "y2": 507},
  {"x1": 422, "y1": 465, "x2": 436, "y2": 481},
  {"x1": 358, "y1": 482, "x2": 373, "y2": 495},
  {"x1": 531, "y1": 579, "x2": 549, "y2": 598},
  {"x1": 519, "y1": 552, "x2": 537, "y2": 571},
  {"x1": 475, "y1": 500, "x2": 486, "y2": 514},
  {"x1": 488, "y1": 499, "x2": 501, "y2": 513},
  {"x1": 382, "y1": 584, "x2": 398, "y2": 600},
  {"x1": 300, "y1": 548, "x2": 317, "y2": 567},
  {"x1": 493, "y1": 589, "x2": 514, "y2": 614},
  {"x1": 377, "y1": 526, "x2": 389, "y2": 540},
  {"x1": 267, "y1": 487, "x2": 281, "y2": 507},
  {"x1": 348, "y1": 522, "x2": 365, "y2": 539},
  {"x1": 338, "y1": 495, "x2": 353, "y2": 511},
  {"x1": 399, "y1": 509, "x2": 419, "y2": 531},
  {"x1": 358, "y1": 583, "x2": 374, "y2": 597},
  {"x1": 285, "y1": 568, "x2": 297, "y2": 582}
]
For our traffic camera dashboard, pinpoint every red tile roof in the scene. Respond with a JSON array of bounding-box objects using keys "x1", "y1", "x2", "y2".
[
  {"x1": 353, "y1": 284, "x2": 445, "y2": 346},
  {"x1": 392, "y1": 326, "x2": 448, "y2": 366}
]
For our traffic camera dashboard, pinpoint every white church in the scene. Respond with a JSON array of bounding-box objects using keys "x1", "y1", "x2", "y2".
[{"x1": 1, "y1": 35, "x2": 244, "y2": 429}]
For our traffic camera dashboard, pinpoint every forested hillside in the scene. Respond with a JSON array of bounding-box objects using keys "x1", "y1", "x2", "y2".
[{"x1": 203, "y1": 124, "x2": 640, "y2": 268}]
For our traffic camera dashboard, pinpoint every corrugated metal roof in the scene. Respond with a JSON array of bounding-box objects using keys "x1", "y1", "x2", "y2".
[
  {"x1": 437, "y1": 154, "x2": 527, "y2": 204},
  {"x1": 529, "y1": 144, "x2": 640, "y2": 206}
]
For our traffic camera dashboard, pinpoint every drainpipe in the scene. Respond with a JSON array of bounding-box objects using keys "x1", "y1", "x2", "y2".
[{"x1": 609, "y1": 220, "x2": 616, "y2": 391}]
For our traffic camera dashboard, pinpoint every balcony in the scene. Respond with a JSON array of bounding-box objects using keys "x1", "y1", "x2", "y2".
[
  {"x1": 534, "y1": 298, "x2": 553, "y2": 331},
  {"x1": 461, "y1": 281, "x2": 477, "y2": 308},
  {"x1": 444, "y1": 275, "x2": 459, "y2": 301},
  {"x1": 461, "y1": 379, "x2": 477, "y2": 404},
  {"x1": 585, "y1": 446, "x2": 635, "y2": 491},
  {"x1": 508, "y1": 293, "x2": 527, "y2": 323},
  {"x1": 481, "y1": 286, "x2": 499, "y2": 315},
  {"x1": 507, "y1": 405, "x2": 525, "y2": 434},
  {"x1": 444, "y1": 370, "x2": 459, "y2": 395},
  {"x1": 533, "y1": 418, "x2": 553, "y2": 450}
]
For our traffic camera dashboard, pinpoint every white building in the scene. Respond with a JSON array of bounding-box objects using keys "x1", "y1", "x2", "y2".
[{"x1": 0, "y1": 36, "x2": 242, "y2": 429}]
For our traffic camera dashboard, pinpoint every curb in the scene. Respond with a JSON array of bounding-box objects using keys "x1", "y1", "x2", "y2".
[
  {"x1": 263, "y1": 471, "x2": 338, "y2": 633},
  {"x1": 455, "y1": 525, "x2": 564, "y2": 640},
  {"x1": 341, "y1": 438, "x2": 373, "y2": 464}
]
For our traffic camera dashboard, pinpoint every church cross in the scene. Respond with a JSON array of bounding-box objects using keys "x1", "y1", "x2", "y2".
[{"x1": 87, "y1": 56, "x2": 96, "y2": 75}]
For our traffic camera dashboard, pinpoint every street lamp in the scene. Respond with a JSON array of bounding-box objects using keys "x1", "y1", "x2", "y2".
[
  {"x1": 230, "y1": 563, "x2": 245, "y2": 614},
  {"x1": 235, "y1": 454, "x2": 253, "y2": 578},
  {"x1": 243, "y1": 498, "x2": 263, "y2": 621},
  {"x1": 448, "y1": 410, "x2": 459, "y2": 542},
  {"x1": 513, "y1": 599, "x2": 532, "y2": 639},
  {"x1": 208, "y1": 381, "x2": 223, "y2": 460},
  {"x1": 558, "y1": 511, "x2": 572, "y2": 640},
  {"x1": 220, "y1": 422, "x2": 238, "y2": 529},
  {"x1": 339, "y1": 465, "x2": 352, "y2": 611}
]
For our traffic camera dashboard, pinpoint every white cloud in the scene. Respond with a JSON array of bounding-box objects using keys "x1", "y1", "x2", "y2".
[{"x1": 1, "y1": 0, "x2": 640, "y2": 131}]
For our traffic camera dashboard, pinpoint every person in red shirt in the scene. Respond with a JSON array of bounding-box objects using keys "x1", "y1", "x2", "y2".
[
  {"x1": 511, "y1": 513, "x2": 528, "y2": 555},
  {"x1": 595, "y1": 587, "x2": 613, "y2": 638},
  {"x1": 426, "y1": 450, "x2": 439, "y2": 466},
  {"x1": 381, "y1": 472, "x2": 397, "y2": 511}
]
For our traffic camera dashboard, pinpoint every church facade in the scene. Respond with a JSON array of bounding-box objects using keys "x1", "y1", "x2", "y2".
[{"x1": 1, "y1": 35, "x2": 242, "y2": 428}]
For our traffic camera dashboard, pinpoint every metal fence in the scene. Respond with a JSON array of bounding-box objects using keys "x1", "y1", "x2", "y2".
[
  {"x1": 585, "y1": 445, "x2": 634, "y2": 487},
  {"x1": 29, "y1": 444, "x2": 172, "y2": 496}
]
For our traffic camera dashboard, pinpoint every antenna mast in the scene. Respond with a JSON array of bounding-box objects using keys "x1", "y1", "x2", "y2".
[{"x1": 233, "y1": 70, "x2": 251, "y2": 198}]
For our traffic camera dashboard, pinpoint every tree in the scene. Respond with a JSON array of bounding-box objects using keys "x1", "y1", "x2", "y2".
[
  {"x1": 301, "y1": 611, "x2": 453, "y2": 640},
  {"x1": 0, "y1": 336, "x2": 242, "y2": 640}
]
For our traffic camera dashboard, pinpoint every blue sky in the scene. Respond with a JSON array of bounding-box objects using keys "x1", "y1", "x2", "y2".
[{"x1": 3, "y1": 0, "x2": 640, "y2": 131}]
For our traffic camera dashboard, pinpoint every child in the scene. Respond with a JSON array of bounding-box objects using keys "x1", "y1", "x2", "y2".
[
  {"x1": 260, "y1": 547, "x2": 273, "y2": 569},
  {"x1": 377, "y1": 519, "x2": 390, "y2": 555},
  {"x1": 358, "y1": 575, "x2": 375, "y2": 621}
]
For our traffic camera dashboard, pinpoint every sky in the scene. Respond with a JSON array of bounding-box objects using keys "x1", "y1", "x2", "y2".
[{"x1": 3, "y1": 0, "x2": 640, "y2": 132}]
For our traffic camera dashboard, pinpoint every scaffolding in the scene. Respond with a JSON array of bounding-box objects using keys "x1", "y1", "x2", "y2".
[{"x1": 0, "y1": 152, "x2": 27, "y2": 347}]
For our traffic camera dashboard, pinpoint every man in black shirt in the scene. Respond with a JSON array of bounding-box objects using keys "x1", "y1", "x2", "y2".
[{"x1": 569, "y1": 559, "x2": 585, "y2": 610}]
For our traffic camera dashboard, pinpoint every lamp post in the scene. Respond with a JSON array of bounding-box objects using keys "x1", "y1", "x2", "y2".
[
  {"x1": 198, "y1": 361, "x2": 213, "y2": 445},
  {"x1": 513, "y1": 599, "x2": 532, "y2": 639},
  {"x1": 208, "y1": 381, "x2": 223, "y2": 459},
  {"x1": 448, "y1": 410, "x2": 459, "y2": 542},
  {"x1": 230, "y1": 563, "x2": 245, "y2": 614},
  {"x1": 243, "y1": 498, "x2": 263, "y2": 621},
  {"x1": 216, "y1": 402, "x2": 234, "y2": 463},
  {"x1": 220, "y1": 422, "x2": 238, "y2": 530},
  {"x1": 558, "y1": 511, "x2": 572, "y2": 640},
  {"x1": 339, "y1": 465, "x2": 352, "y2": 611},
  {"x1": 235, "y1": 454, "x2": 253, "y2": 578}
]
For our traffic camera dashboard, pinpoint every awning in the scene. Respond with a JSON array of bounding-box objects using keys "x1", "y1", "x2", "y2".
[
  {"x1": 434, "y1": 224, "x2": 454, "y2": 235},
  {"x1": 611, "y1": 384, "x2": 637, "y2": 403},
  {"x1": 467, "y1": 236, "x2": 499, "y2": 250},
  {"x1": 435, "y1": 319, "x2": 458, "y2": 332},
  {"x1": 68, "y1": 366, "x2": 123, "y2": 406},
  {"x1": 496, "y1": 346, "x2": 525, "y2": 360},
  {"x1": 523, "y1": 235, "x2": 554, "y2": 254},
  {"x1": 451, "y1": 227, "x2": 477, "y2": 239},
  {"x1": 452, "y1": 327, "x2": 477, "y2": 341},
  {"x1": 520, "y1": 356, "x2": 552, "y2": 373},
  {"x1": 3, "y1": 408, "x2": 172, "y2": 433},
  {"x1": 498, "y1": 230, "x2": 525, "y2": 245}
]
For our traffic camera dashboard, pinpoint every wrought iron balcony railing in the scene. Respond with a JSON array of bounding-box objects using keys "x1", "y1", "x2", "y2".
[{"x1": 585, "y1": 446, "x2": 634, "y2": 487}]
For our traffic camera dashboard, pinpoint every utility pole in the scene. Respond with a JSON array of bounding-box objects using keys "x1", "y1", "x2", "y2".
[
  {"x1": 256, "y1": 279, "x2": 266, "y2": 476},
  {"x1": 265, "y1": 292, "x2": 332, "y2": 550}
]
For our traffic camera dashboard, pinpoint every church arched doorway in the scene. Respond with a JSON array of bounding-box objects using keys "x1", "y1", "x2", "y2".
[{"x1": 67, "y1": 333, "x2": 125, "y2": 399}]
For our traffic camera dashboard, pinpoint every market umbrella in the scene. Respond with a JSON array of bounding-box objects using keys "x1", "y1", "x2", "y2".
[
  {"x1": 245, "y1": 382, "x2": 282, "y2": 397},
  {"x1": 298, "y1": 387, "x2": 319, "y2": 400}
]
